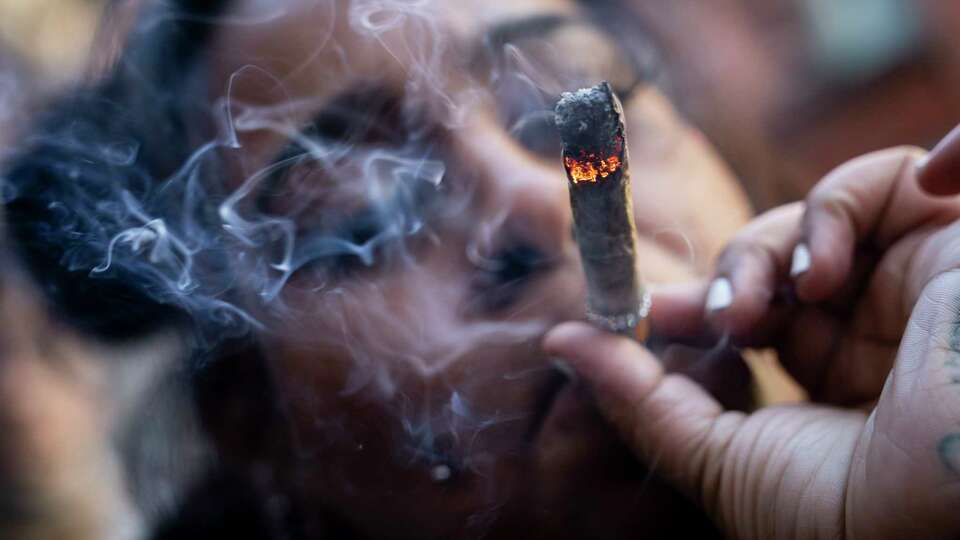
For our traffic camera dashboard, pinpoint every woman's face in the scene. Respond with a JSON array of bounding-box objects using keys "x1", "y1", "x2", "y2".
[{"x1": 198, "y1": 0, "x2": 750, "y2": 536}]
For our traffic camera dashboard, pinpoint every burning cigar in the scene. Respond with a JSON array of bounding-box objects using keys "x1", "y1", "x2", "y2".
[{"x1": 555, "y1": 82, "x2": 649, "y2": 337}]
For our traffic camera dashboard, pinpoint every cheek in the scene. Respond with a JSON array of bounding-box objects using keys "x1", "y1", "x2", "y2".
[
  {"x1": 260, "y1": 239, "x2": 583, "y2": 432},
  {"x1": 256, "y1": 282, "x2": 564, "y2": 537},
  {"x1": 265, "y1": 248, "x2": 472, "y2": 384}
]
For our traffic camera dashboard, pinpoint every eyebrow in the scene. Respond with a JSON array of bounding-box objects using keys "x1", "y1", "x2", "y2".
[
  {"x1": 482, "y1": 13, "x2": 575, "y2": 52},
  {"x1": 475, "y1": 13, "x2": 646, "y2": 101},
  {"x1": 475, "y1": 13, "x2": 575, "y2": 74}
]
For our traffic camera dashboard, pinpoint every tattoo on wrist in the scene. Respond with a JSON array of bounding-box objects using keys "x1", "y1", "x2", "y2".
[
  {"x1": 944, "y1": 322, "x2": 960, "y2": 382},
  {"x1": 938, "y1": 434, "x2": 960, "y2": 476}
]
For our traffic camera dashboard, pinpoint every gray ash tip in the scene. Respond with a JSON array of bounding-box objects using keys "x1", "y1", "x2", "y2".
[{"x1": 554, "y1": 82, "x2": 621, "y2": 155}]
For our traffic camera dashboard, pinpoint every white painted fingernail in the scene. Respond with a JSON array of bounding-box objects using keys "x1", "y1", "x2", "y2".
[
  {"x1": 790, "y1": 243, "x2": 811, "y2": 277},
  {"x1": 916, "y1": 152, "x2": 930, "y2": 171},
  {"x1": 706, "y1": 277, "x2": 733, "y2": 312}
]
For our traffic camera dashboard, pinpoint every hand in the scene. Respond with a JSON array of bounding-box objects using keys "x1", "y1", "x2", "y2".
[
  {"x1": 545, "y1": 145, "x2": 960, "y2": 539},
  {"x1": 0, "y1": 273, "x2": 143, "y2": 540},
  {"x1": 664, "y1": 146, "x2": 960, "y2": 404}
]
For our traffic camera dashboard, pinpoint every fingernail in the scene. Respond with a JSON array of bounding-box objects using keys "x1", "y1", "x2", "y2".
[
  {"x1": 929, "y1": 125, "x2": 960, "y2": 159},
  {"x1": 705, "y1": 277, "x2": 733, "y2": 312},
  {"x1": 790, "y1": 243, "x2": 811, "y2": 277},
  {"x1": 915, "y1": 152, "x2": 930, "y2": 172},
  {"x1": 919, "y1": 126, "x2": 960, "y2": 196}
]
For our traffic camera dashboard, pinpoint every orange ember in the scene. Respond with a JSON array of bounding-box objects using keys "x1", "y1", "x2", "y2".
[{"x1": 564, "y1": 154, "x2": 622, "y2": 184}]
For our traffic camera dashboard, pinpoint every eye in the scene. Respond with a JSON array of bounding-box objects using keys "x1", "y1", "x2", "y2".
[
  {"x1": 288, "y1": 202, "x2": 412, "y2": 283},
  {"x1": 509, "y1": 109, "x2": 562, "y2": 159},
  {"x1": 493, "y1": 72, "x2": 561, "y2": 160},
  {"x1": 323, "y1": 206, "x2": 391, "y2": 276},
  {"x1": 468, "y1": 242, "x2": 550, "y2": 314},
  {"x1": 257, "y1": 84, "x2": 444, "y2": 285},
  {"x1": 483, "y1": 19, "x2": 649, "y2": 160},
  {"x1": 310, "y1": 83, "x2": 409, "y2": 146}
]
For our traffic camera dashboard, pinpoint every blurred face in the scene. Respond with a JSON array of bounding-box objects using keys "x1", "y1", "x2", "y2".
[{"x1": 193, "y1": 0, "x2": 750, "y2": 536}]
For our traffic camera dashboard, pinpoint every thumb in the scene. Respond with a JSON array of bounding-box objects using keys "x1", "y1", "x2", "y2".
[{"x1": 542, "y1": 322, "x2": 743, "y2": 506}]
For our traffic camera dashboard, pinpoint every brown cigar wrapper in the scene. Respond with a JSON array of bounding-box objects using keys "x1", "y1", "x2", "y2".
[{"x1": 558, "y1": 82, "x2": 648, "y2": 337}]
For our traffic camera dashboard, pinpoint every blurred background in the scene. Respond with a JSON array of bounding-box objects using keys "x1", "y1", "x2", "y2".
[
  {"x1": 0, "y1": 1, "x2": 952, "y2": 536},
  {"x1": 1, "y1": 0, "x2": 959, "y2": 209}
]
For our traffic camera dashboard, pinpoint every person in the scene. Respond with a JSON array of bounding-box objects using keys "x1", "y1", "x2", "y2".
[
  {"x1": 546, "y1": 133, "x2": 960, "y2": 539},
  {"x1": 0, "y1": 0, "x2": 755, "y2": 538}
]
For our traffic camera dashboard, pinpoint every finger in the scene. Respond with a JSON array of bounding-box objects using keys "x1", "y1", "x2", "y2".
[
  {"x1": 784, "y1": 219, "x2": 960, "y2": 405},
  {"x1": 779, "y1": 304, "x2": 886, "y2": 404},
  {"x1": 917, "y1": 124, "x2": 960, "y2": 196},
  {"x1": 706, "y1": 202, "x2": 803, "y2": 336},
  {"x1": 543, "y1": 322, "x2": 744, "y2": 504},
  {"x1": 796, "y1": 146, "x2": 953, "y2": 302},
  {"x1": 647, "y1": 281, "x2": 710, "y2": 339},
  {"x1": 660, "y1": 342, "x2": 754, "y2": 412}
]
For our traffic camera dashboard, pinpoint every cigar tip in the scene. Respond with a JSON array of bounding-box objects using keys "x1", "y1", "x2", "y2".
[{"x1": 554, "y1": 81, "x2": 621, "y2": 156}]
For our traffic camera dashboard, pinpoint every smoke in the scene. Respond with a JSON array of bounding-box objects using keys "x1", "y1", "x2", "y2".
[
  {"x1": 11, "y1": 0, "x2": 639, "y2": 379},
  {"x1": 0, "y1": 4, "x2": 682, "y2": 532},
  {"x1": 0, "y1": 0, "x2": 662, "y2": 429}
]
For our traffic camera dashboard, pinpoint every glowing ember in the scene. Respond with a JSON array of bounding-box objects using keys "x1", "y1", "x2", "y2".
[{"x1": 564, "y1": 154, "x2": 622, "y2": 184}]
